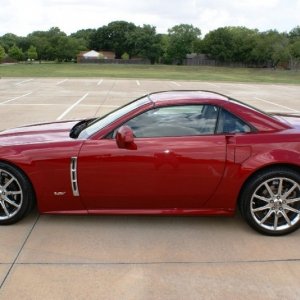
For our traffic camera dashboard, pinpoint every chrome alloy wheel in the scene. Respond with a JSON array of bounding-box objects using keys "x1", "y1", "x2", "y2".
[
  {"x1": 250, "y1": 177, "x2": 300, "y2": 231},
  {"x1": 0, "y1": 168, "x2": 23, "y2": 221}
]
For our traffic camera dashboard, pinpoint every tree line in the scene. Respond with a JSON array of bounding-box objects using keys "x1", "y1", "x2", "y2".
[{"x1": 0, "y1": 21, "x2": 300, "y2": 68}]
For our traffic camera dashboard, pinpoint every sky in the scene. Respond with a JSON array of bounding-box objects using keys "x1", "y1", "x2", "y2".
[{"x1": 1, "y1": 0, "x2": 300, "y2": 37}]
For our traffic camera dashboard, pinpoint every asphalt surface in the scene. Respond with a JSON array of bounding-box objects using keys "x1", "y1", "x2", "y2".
[{"x1": 0, "y1": 78, "x2": 300, "y2": 299}]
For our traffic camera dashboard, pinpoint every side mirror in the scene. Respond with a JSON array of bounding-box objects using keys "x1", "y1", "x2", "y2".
[{"x1": 116, "y1": 125, "x2": 136, "y2": 149}]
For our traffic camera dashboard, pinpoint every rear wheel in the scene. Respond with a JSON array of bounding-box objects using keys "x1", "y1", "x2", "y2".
[
  {"x1": 0, "y1": 163, "x2": 34, "y2": 225},
  {"x1": 240, "y1": 168, "x2": 300, "y2": 236}
]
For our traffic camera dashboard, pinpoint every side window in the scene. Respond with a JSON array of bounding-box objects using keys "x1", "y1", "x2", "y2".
[
  {"x1": 123, "y1": 105, "x2": 219, "y2": 138},
  {"x1": 217, "y1": 108, "x2": 251, "y2": 134}
]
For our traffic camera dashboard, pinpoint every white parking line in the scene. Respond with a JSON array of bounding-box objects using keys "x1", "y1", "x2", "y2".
[
  {"x1": 56, "y1": 79, "x2": 68, "y2": 85},
  {"x1": 0, "y1": 92, "x2": 33, "y2": 105},
  {"x1": 171, "y1": 81, "x2": 181, "y2": 87},
  {"x1": 136, "y1": 80, "x2": 140, "y2": 86},
  {"x1": 254, "y1": 97, "x2": 300, "y2": 112},
  {"x1": 56, "y1": 92, "x2": 89, "y2": 121},
  {"x1": 97, "y1": 79, "x2": 103, "y2": 86},
  {"x1": 16, "y1": 79, "x2": 33, "y2": 85}
]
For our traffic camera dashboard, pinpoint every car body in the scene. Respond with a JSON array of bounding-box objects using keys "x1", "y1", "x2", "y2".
[{"x1": 0, "y1": 90, "x2": 300, "y2": 235}]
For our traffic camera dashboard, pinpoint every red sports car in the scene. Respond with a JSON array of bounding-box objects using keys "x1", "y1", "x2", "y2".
[{"x1": 0, "y1": 91, "x2": 300, "y2": 236}]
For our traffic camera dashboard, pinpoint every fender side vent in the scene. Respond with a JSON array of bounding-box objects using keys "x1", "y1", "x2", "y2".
[{"x1": 70, "y1": 157, "x2": 80, "y2": 196}]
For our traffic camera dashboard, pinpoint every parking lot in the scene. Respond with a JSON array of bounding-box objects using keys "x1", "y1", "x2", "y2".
[{"x1": 0, "y1": 77, "x2": 300, "y2": 299}]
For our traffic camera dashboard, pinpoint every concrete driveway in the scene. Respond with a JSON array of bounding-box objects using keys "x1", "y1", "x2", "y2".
[{"x1": 0, "y1": 78, "x2": 300, "y2": 299}]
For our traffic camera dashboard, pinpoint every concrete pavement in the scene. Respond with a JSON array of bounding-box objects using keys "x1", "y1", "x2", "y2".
[{"x1": 0, "y1": 78, "x2": 300, "y2": 299}]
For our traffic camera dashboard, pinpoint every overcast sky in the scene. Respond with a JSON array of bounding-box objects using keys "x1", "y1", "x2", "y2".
[{"x1": 1, "y1": 0, "x2": 300, "y2": 37}]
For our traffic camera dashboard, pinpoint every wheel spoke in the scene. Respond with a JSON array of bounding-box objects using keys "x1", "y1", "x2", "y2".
[
  {"x1": 278, "y1": 178, "x2": 283, "y2": 196},
  {"x1": 264, "y1": 182, "x2": 275, "y2": 198},
  {"x1": 282, "y1": 183, "x2": 298, "y2": 200},
  {"x1": 5, "y1": 191, "x2": 22, "y2": 196},
  {"x1": 283, "y1": 205, "x2": 300, "y2": 215},
  {"x1": 260, "y1": 209, "x2": 273, "y2": 224},
  {"x1": 3, "y1": 196, "x2": 20, "y2": 208},
  {"x1": 274, "y1": 213, "x2": 279, "y2": 230},
  {"x1": 0, "y1": 201, "x2": 10, "y2": 217},
  {"x1": 253, "y1": 194, "x2": 270, "y2": 202},
  {"x1": 252, "y1": 204, "x2": 271, "y2": 212},
  {"x1": 281, "y1": 210, "x2": 292, "y2": 226},
  {"x1": 3, "y1": 178, "x2": 14, "y2": 189},
  {"x1": 286, "y1": 197, "x2": 300, "y2": 205}
]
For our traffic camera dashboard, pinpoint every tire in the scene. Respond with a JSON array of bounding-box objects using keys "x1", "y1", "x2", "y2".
[
  {"x1": 0, "y1": 162, "x2": 34, "y2": 225},
  {"x1": 240, "y1": 167, "x2": 300, "y2": 236}
]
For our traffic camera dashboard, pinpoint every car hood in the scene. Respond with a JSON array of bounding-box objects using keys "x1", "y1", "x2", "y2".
[
  {"x1": 272, "y1": 113, "x2": 300, "y2": 130},
  {"x1": 0, "y1": 120, "x2": 81, "y2": 146}
]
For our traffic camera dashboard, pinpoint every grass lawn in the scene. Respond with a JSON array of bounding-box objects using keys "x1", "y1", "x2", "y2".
[{"x1": 1, "y1": 63, "x2": 300, "y2": 84}]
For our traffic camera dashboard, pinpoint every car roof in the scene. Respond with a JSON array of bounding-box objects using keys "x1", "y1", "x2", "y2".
[
  {"x1": 148, "y1": 90, "x2": 229, "y2": 104},
  {"x1": 146, "y1": 90, "x2": 291, "y2": 132}
]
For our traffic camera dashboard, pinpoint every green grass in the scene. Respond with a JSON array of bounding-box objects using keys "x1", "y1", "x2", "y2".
[{"x1": 1, "y1": 63, "x2": 300, "y2": 84}]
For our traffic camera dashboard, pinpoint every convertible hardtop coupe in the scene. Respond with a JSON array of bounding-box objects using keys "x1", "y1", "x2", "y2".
[{"x1": 0, "y1": 90, "x2": 300, "y2": 235}]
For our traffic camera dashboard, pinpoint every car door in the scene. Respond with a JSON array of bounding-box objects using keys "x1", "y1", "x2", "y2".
[{"x1": 78, "y1": 104, "x2": 227, "y2": 210}]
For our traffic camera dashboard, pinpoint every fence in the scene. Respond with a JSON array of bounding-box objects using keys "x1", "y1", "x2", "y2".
[{"x1": 77, "y1": 58, "x2": 150, "y2": 64}]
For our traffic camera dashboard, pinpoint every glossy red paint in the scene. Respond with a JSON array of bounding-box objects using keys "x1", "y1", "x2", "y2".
[{"x1": 0, "y1": 91, "x2": 300, "y2": 218}]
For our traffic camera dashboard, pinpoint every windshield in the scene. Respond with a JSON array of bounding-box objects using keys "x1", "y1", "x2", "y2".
[{"x1": 78, "y1": 95, "x2": 151, "y2": 138}]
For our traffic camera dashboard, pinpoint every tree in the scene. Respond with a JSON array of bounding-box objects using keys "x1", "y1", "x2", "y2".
[
  {"x1": 0, "y1": 33, "x2": 19, "y2": 52},
  {"x1": 127, "y1": 25, "x2": 162, "y2": 64},
  {"x1": 71, "y1": 29, "x2": 96, "y2": 49},
  {"x1": 27, "y1": 45, "x2": 38, "y2": 61},
  {"x1": 250, "y1": 30, "x2": 289, "y2": 67},
  {"x1": 0, "y1": 45, "x2": 6, "y2": 62},
  {"x1": 167, "y1": 24, "x2": 201, "y2": 64},
  {"x1": 289, "y1": 40, "x2": 300, "y2": 69},
  {"x1": 89, "y1": 26, "x2": 110, "y2": 51},
  {"x1": 8, "y1": 45, "x2": 24, "y2": 61},
  {"x1": 202, "y1": 27, "x2": 234, "y2": 62},
  {"x1": 159, "y1": 34, "x2": 172, "y2": 64},
  {"x1": 289, "y1": 26, "x2": 300, "y2": 41},
  {"x1": 26, "y1": 27, "x2": 86, "y2": 62},
  {"x1": 55, "y1": 36, "x2": 85, "y2": 62},
  {"x1": 227, "y1": 27, "x2": 258, "y2": 63}
]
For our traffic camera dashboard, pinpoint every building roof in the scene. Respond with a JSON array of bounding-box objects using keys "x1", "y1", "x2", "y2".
[{"x1": 83, "y1": 50, "x2": 99, "y2": 58}]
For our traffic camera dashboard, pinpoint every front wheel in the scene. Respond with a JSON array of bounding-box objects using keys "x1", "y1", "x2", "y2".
[
  {"x1": 240, "y1": 168, "x2": 300, "y2": 236},
  {"x1": 0, "y1": 163, "x2": 34, "y2": 225}
]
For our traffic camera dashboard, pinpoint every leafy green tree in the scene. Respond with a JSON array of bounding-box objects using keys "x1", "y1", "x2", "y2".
[
  {"x1": 0, "y1": 45, "x2": 6, "y2": 62},
  {"x1": 0, "y1": 33, "x2": 19, "y2": 52},
  {"x1": 127, "y1": 25, "x2": 162, "y2": 64},
  {"x1": 192, "y1": 38, "x2": 203, "y2": 54},
  {"x1": 27, "y1": 32, "x2": 51, "y2": 61},
  {"x1": 289, "y1": 26, "x2": 300, "y2": 41},
  {"x1": 26, "y1": 27, "x2": 86, "y2": 62},
  {"x1": 27, "y1": 45, "x2": 38, "y2": 61},
  {"x1": 250, "y1": 30, "x2": 289, "y2": 67},
  {"x1": 89, "y1": 22, "x2": 136, "y2": 58},
  {"x1": 167, "y1": 24, "x2": 201, "y2": 64},
  {"x1": 71, "y1": 29, "x2": 96, "y2": 49},
  {"x1": 289, "y1": 40, "x2": 300, "y2": 69},
  {"x1": 106, "y1": 21, "x2": 137, "y2": 58},
  {"x1": 159, "y1": 34, "x2": 172, "y2": 64},
  {"x1": 8, "y1": 45, "x2": 24, "y2": 61},
  {"x1": 89, "y1": 26, "x2": 110, "y2": 51},
  {"x1": 55, "y1": 36, "x2": 85, "y2": 62},
  {"x1": 227, "y1": 27, "x2": 258, "y2": 63},
  {"x1": 202, "y1": 27, "x2": 234, "y2": 62}
]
